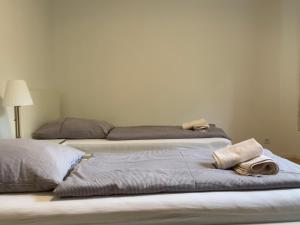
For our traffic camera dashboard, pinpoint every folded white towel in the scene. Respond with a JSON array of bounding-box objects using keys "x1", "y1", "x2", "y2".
[
  {"x1": 213, "y1": 138, "x2": 263, "y2": 169},
  {"x1": 182, "y1": 119, "x2": 209, "y2": 130},
  {"x1": 234, "y1": 155, "x2": 279, "y2": 176}
]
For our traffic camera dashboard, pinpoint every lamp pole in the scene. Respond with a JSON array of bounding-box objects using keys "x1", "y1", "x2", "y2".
[{"x1": 14, "y1": 106, "x2": 21, "y2": 138}]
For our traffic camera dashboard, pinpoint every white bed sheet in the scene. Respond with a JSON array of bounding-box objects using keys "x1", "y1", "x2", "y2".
[
  {"x1": 62, "y1": 137, "x2": 232, "y2": 153},
  {"x1": 2, "y1": 138, "x2": 300, "y2": 225},
  {"x1": 1, "y1": 189, "x2": 300, "y2": 225}
]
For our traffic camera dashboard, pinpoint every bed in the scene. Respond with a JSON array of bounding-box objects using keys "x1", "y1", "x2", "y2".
[{"x1": 1, "y1": 138, "x2": 300, "y2": 225}]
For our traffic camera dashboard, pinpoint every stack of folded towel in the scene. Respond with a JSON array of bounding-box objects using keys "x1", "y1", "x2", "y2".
[
  {"x1": 182, "y1": 118, "x2": 209, "y2": 130},
  {"x1": 213, "y1": 138, "x2": 279, "y2": 176}
]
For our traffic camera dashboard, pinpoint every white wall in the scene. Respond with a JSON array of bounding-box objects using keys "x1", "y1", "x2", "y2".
[
  {"x1": 252, "y1": 0, "x2": 300, "y2": 158},
  {"x1": 252, "y1": 0, "x2": 282, "y2": 152},
  {"x1": 1, "y1": 0, "x2": 299, "y2": 158},
  {"x1": 51, "y1": 0, "x2": 259, "y2": 143},
  {"x1": 276, "y1": 0, "x2": 300, "y2": 157},
  {"x1": 50, "y1": 0, "x2": 300, "y2": 157},
  {"x1": 0, "y1": 0, "x2": 53, "y2": 138}
]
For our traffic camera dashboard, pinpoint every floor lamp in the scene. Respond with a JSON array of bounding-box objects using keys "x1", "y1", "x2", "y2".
[{"x1": 3, "y1": 80, "x2": 33, "y2": 138}]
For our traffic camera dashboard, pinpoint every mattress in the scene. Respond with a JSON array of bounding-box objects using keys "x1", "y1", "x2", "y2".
[
  {"x1": 62, "y1": 137, "x2": 232, "y2": 153},
  {"x1": 1, "y1": 138, "x2": 300, "y2": 225},
  {"x1": 1, "y1": 189, "x2": 300, "y2": 225}
]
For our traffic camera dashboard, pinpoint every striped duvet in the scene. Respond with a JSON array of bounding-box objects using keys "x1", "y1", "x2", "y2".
[{"x1": 54, "y1": 147, "x2": 300, "y2": 197}]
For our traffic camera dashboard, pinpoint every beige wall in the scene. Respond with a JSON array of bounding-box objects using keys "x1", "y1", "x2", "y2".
[
  {"x1": 1, "y1": 0, "x2": 300, "y2": 158},
  {"x1": 276, "y1": 0, "x2": 300, "y2": 157},
  {"x1": 50, "y1": 0, "x2": 300, "y2": 157},
  {"x1": 0, "y1": 0, "x2": 53, "y2": 137},
  {"x1": 252, "y1": 0, "x2": 300, "y2": 158},
  {"x1": 252, "y1": 0, "x2": 282, "y2": 152},
  {"x1": 51, "y1": 0, "x2": 259, "y2": 143}
]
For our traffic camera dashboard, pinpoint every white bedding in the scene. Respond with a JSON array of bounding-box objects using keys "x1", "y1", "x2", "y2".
[
  {"x1": 1, "y1": 138, "x2": 300, "y2": 225},
  {"x1": 1, "y1": 189, "x2": 300, "y2": 225},
  {"x1": 62, "y1": 137, "x2": 232, "y2": 153}
]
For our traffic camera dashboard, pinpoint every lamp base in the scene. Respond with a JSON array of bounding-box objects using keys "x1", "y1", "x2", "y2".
[{"x1": 14, "y1": 106, "x2": 21, "y2": 138}]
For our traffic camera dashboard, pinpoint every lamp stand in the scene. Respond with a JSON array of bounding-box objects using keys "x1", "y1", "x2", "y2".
[{"x1": 14, "y1": 106, "x2": 21, "y2": 138}]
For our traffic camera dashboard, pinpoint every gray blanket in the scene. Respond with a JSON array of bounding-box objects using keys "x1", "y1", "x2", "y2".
[
  {"x1": 54, "y1": 147, "x2": 300, "y2": 197},
  {"x1": 107, "y1": 125, "x2": 230, "y2": 140}
]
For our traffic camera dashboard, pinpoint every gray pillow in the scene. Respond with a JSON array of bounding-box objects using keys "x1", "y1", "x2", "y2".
[
  {"x1": 33, "y1": 117, "x2": 114, "y2": 139},
  {"x1": 0, "y1": 139, "x2": 84, "y2": 193}
]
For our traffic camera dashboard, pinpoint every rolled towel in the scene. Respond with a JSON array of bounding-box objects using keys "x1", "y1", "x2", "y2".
[
  {"x1": 234, "y1": 155, "x2": 279, "y2": 176},
  {"x1": 182, "y1": 119, "x2": 209, "y2": 130},
  {"x1": 213, "y1": 138, "x2": 263, "y2": 169}
]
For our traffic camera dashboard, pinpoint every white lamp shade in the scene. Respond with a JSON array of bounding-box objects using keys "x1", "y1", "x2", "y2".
[{"x1": 3, "y1": 80, "x2": 33, "y2": 106}]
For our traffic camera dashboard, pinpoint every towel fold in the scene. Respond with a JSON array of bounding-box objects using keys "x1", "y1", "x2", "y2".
[
  {"x1": 234, "y1": 155, "x2": 279, "y2": 176},
  {"x1": 182, "y1": 119, "x2": 209, "y2": 130},
  {"x1": 213, "y1": 138, "x2": 263, "y2": 169}
]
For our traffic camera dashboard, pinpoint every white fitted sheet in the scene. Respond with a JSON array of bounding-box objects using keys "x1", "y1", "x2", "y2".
[
  {"x1": 1, "y1": 189, "x2": 300, "y2": 225},
  {"x1": 62, "y1": 137, "x2": 232, "y2": 153}
]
